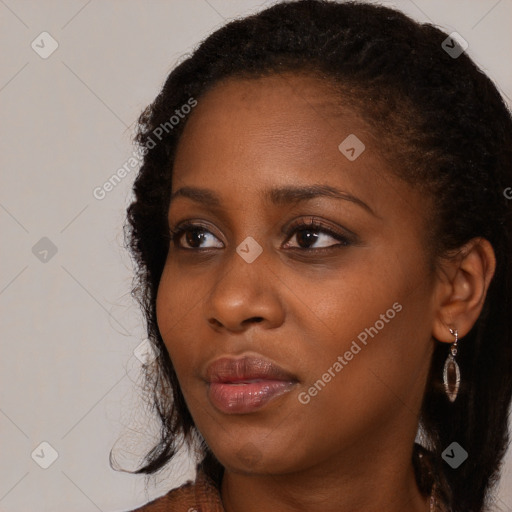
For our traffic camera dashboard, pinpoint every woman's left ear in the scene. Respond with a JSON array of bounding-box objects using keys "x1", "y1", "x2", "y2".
[{"x1": 432, "y1": 237, "x2": 496, "y2": 342}]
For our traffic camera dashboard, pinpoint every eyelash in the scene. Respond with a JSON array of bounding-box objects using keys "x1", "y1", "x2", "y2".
[{"x1": 168, "y1": 217, "x2": 353, "y2": 252}]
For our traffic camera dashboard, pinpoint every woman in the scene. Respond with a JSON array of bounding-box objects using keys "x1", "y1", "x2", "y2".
[{"x1": 119, "y1": 1, "x2": 512, "y2": 510}]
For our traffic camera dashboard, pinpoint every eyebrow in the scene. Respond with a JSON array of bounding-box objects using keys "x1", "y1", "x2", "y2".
[{"x1": 169, "y1": 184, "x2": 377, "y2": 217}]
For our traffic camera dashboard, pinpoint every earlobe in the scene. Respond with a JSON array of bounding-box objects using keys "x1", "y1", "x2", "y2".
[{"x1": 432, "y1": 237, "x2": 496, "y2": 342}]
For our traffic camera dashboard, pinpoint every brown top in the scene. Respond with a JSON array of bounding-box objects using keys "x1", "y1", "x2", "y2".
[{"x1": 126, "y1": 470, "x2": 225, "y2": 512}]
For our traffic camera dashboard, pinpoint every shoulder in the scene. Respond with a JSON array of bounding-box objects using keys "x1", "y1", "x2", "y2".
[{"x1": 124, "y1": 470, "x2": 224, "y2": 512}]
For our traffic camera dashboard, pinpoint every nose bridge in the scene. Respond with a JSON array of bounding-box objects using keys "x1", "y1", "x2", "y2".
[{"x1": 206, "y1": 237, "x2": 283, "y2": 330}]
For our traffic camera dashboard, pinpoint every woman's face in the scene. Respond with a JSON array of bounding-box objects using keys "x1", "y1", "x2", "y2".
[{"x1": 156, "y1": 74, "x2": 439, "y2": 476}]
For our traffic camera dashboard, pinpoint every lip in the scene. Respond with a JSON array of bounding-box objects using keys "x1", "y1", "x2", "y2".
[{"x1": 205, "y1": 356, "x2": 298, "y2": 414}]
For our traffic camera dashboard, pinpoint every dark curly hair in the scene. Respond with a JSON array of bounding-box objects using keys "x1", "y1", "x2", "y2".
[{"x1": 119, "y1": 1, "x2": 512, "y2": 511}]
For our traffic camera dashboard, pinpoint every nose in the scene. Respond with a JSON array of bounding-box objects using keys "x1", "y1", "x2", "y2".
[{"x1": 205, "y1": 247, "x2": 285, "y2": 333}]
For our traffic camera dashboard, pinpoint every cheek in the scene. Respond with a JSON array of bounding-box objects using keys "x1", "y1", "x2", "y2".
[
  {"x1": 296, "y1": 251, "x2": 433, "y2": 404},
  {"x1": 155, "y1": 263, "x2": 219, "y2": 400},
  {"x1": 300, "y1": 278, "x2": 433, "y2": 429},
  {"x1": 156, "y1": 261, "x2": 203, "y2": 337},
  {"x1": 155, "y1": 266, "x2": 198, "y2": 369}
]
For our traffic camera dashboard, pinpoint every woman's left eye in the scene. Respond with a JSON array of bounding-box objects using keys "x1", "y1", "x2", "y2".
[{"x1": 283, "y1": 220, "x2": 351, "y2": 251}]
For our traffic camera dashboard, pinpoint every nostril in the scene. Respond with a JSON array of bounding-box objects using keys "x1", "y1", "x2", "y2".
[{"x1": 208, "y1": 317, "x2": 264, "y2": 329}]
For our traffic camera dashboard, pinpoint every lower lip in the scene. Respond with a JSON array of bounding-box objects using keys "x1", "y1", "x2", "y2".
[{"x1": 208, "y1": 380, "x2": 296, "y2": 414}]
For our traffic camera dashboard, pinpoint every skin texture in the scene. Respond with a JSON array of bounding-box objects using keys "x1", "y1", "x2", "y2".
[{"x1": 155, "y1": 74, "x2": 495, "y2": 512}]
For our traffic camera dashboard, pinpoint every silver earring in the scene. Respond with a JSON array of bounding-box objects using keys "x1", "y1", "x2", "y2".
[{"x1": 443, "y1": 328, "x2": 461, "y2": 402}]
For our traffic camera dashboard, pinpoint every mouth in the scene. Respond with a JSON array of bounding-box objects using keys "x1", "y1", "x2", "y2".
[{"x1": 205, "y1": 355, "x2": 299, "y2": 414}]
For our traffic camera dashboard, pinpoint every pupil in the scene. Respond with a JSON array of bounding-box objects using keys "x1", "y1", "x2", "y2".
[
  {"x1": 187, "y1": 230, "x2": 205, "y2": 247},
  {"x1": 297, "y1": 229, "x2": 318, "y2": 248}
]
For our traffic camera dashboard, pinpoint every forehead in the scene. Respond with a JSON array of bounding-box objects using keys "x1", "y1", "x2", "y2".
[
  {"x1": 172, "y1": 74, "x2": 378, "y2": 186},
  {"x1": 177, "y1": 73, "x2": 355, "y2": 143}
]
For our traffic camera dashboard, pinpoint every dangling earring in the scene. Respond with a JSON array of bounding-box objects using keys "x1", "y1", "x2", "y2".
[{"x1": 443, "y1": 328, "x2": 461, "y2": 402}]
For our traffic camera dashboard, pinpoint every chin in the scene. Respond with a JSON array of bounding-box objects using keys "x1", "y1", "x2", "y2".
[{"x1": 209, "y1": 435, "x2": 306, "y2": 476}]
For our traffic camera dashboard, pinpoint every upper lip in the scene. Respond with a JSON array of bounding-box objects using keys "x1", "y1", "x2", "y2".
[{"x1": 205, "y1": 355, "x2": 298, "y2": 384}]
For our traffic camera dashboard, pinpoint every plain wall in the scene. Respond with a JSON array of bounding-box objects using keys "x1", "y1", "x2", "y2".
[{"x1": 1, "y1": 1, "x2": 511, "y2": 511}]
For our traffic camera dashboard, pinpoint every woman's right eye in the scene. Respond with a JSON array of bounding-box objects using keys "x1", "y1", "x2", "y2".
[{"x1": 169, "y1": 223, "x2": 224, "y2": 250}]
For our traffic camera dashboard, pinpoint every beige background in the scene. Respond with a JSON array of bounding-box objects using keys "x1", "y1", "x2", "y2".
[{"x1": 1, "y1": 1, "x2": 511, "y2": 511}]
